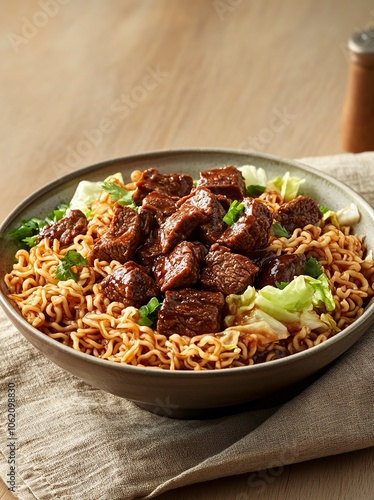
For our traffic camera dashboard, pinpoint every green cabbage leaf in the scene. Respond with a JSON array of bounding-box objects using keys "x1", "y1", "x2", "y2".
[
  {"x1": 238, "y1": 165, "x2": 304, "y2": 201},
  {"x1": 69, "y1": 172, "x2": 125, "y2": 215},
  {"x1": 224, "y1": 274, "x2": 337, "y2": 344},
  {"x1": 270, "y1": 171, "x2": 305, "y2": 201}
]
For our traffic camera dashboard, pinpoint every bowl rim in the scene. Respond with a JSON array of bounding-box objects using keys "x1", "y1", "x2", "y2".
[{"x1": 1, "y1": 147, "x2": 374, "y2": 378}]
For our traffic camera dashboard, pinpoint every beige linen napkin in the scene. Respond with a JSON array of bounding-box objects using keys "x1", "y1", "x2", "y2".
[{"x1": 1, "y1": 152, "x2": 374, "y2": 500}]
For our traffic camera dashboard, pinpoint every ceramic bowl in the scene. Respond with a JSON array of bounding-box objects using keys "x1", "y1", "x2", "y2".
[{"x1": 1, "y1": 149, "x2": 374, "y2": 418}]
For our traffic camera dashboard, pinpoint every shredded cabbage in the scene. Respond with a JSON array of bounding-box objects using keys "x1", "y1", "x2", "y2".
[
  {"x1": 336, "y1": 203, "x2": 360, "y2": 226},
  {"x1": 270, "y1": 171, "x2": 305, "y2": 201},
  {"x1": 258, "y1": 276, "x2": 315, "y2": 313},
  {"x1": 259, "y1": 274, "x2": 335, "y2": 314},
  {"x1": 225, "y1": 285, "x2": 256, "y2": 322},
  {"x1": 69, "y1": 172, "x2": 124, "y2": 214},
  {"x1": 216, "y1": 330, "x2": 241, "y2": 350},
  {"x1": 321, "y1": 209, "x2": 340, "y2": 227},
  {"x1": 238, "y1": 165, "x2": 267, "y2": 187},
  {"x1": 224, "y1": 274, "x2": 336, "y2": 343},
  {"x1": 322, "y1": 203, "x2": 360, "y2": 229},
  {"x1": 307, "y1": 274, "x2": 335, "y2": 311},
  {"x1": 243, "y1": 309, "x2": 289, "y2": 338}
]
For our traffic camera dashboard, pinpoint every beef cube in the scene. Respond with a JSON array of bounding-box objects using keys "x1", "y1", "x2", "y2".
[
  {"x1": 178, "y1": 187, "x2": 222, "y2": 217},
  {"x1": 154, "y1": 241, "x2": 206, "y2": 291},
  {"x1": 158, "y1": 188, "x2": 217, "y2": 253},
  {"x1": 90, "y1": 204, "x2": 147, "y2": 264},
  {"x1": 138, "y1": 208, "x2": 154, "y2": 236},
  {"x1": 135, "y1": 231, "x2": 163, "y2": 273},
  {"x1": 197, "y1": 166, "x2": 246, "y2": 201},
  {"x1": 133, "y1": 168, "x2": 193, "y2": 205},
  {"x1": 273, "y1": 196, "x2": 323, "y2": 234},
  {"x1": 38, "y1": 209, "x2": 87, "y2": 246},
  {"x1": 100, "y1": 261, "x2": 159, "y2": 307},
  {"x1": 257, "y1": 253, "x2": 306, "y2": 288},
  {"x1": 215, "y1": 193, "x2": 232, "y2": 211},
  {"x1": 200, "y1": 244, "x2": 259, "y2": 295},
  {"x1": 140, "y1": 191, "x2": 177, "y2": 228},
  {"x1": 157, "y1": 289, "x2": 225, "y2": 337},
  {"x1": 158, "y1": 205, "x2": 206, "y2": 254},
  {"x1": 217, "y1": 198, "x2": 272, "y2": 256},
  {"x1": 198, "y1": 198, "x2": 226, "y2": 245},
  {"x1": 177, "y1": 187, "x2": 227, "y2": 246}
]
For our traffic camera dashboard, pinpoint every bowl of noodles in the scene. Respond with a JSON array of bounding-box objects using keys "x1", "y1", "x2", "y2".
[{"x1": 1, "y1": 148, "x2": 374, "y2": 419}]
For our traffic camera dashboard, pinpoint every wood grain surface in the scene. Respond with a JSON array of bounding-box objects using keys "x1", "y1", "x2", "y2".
[{"x1": 1, "y1": 1, "x2": 374, "y2": 498}]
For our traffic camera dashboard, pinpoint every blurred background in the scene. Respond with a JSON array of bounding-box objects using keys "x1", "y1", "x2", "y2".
[{"x1": 1, "y1": 0, "x2": 373, "y2": 221}]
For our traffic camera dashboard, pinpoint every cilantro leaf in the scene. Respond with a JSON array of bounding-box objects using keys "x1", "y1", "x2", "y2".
[
  {"x1": 102, "y1": 181, "x2": 137, "y2": 209},
  {"x1": 22, "y1": 235, "x2": 39, "y2": 248},
  {"x1": 6, "y1": 203, "x2": 69, "y2": 249},
  {"x1": 246, "y1": 185, "x2": 266, "y2": 197},
  {"x1": 45, "y1": 203, "x2": 69, "y2": 225},
  {"x1": 223, "y1": 200, "x2": 244, "y2": 226},
  {"x1": 138, "y1": 297, "x2": 162, "y2": 326},
  {"x1": 7, "y1": 217, "x2": 47, "y2": 249},
  {"x1": 55, "y1": 261, "x2": 79, "y2": 282},
  {"x1": 272, "y1": 221, "x2": 291, "y2": 238},
  {"x1": 305, "y1": 256, "x2": 323, "y2": 278},
  {"x1": 55, "y1": 251, "x2": 88, "y2": 282}
]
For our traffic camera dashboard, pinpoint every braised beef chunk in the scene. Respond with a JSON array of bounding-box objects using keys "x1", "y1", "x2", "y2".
[
  {"x1": 201, "y1": 244, "x2": 259, "y2": 295},
  {"x1": 197, "y1": 166, "x2": 246, "y2": 201},
  {"x1": 178, "y1": 187, "x2": 227, "y2": 245},
  {"x1": 135, "y1": 231, "x2": 162, "y2": 272},
  {"x1": 140, "y1": 191, "x2": 177, "y2": 228},
  {"x1": 157, "y1": 289, "x2": 225, "y2": 337},
  {"x1": 158, "y1": 188, "x2": 219, "y2": 254},
  {"x1": 215, "y1": 194, "x2": 232, "y2": 211},
  {"x1": 217, "y1": 198, "x2": 272, "y2": 256},
  {"x1": 38, "y1": 209, "x2": 87, "y2": 246},
  {"x1": 133, "y1": 168, "x2": 193, "y2": 205},
  {"x1": 91, "y1": 204, "x2": 147, "y2": 264},
  {"x1": 158, "y1": 205, "x2": 206, "y2": 254},
  {"x1": 198, "y1": 199, "x2": 226, "y2": 245},
  {"x1": 257, "y1": 253, "x2": 306, "y2": 288},
  {"x1": 100, "y1": 261, "x2": 159, "y2": 307},
  {"x1": 273, "y1": 196, "x2": 323, "y2": 234},
  {"x1": 154, "y1": 241, "x2": 206, "y2": 291},
  {"x1": 138, "y1": 208, "x2": 154, "y2": 236},
  {"x1": 180, "y1": 187, "x2": 223, "y2": 217}
]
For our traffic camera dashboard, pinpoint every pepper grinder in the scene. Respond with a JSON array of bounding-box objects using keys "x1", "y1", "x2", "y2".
[{"x1": 341, "y1": 30, "x2": 374, "y2": 152}]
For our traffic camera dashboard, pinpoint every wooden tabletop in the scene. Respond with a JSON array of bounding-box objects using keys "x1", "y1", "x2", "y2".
[{"x1": 1, "y1": 1, "x2": 374, "y2": 498}]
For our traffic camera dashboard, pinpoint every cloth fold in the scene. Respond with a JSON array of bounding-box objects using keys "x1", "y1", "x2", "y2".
[{"x1": 1, "y1": 152, "x2": 374, "y2": 500}]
